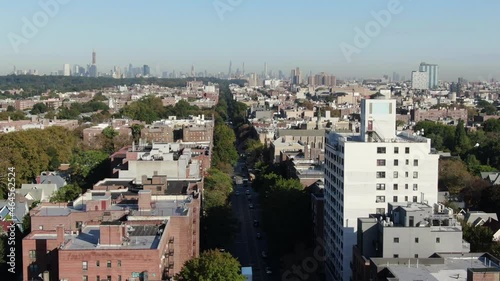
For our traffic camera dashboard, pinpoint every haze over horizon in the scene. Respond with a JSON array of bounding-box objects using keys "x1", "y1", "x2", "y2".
[{"x1": 1, "y1": 0, "x2": 499, "y2": 81}]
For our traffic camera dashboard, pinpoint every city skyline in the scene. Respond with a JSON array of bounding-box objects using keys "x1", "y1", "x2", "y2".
[{"x1": 1, "y1": 1, "x2": 500, "y2": 80}]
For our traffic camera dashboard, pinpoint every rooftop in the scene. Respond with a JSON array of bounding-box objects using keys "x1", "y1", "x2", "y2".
[
  {"x1": 327, "y1": 130, "x2": 430, "y2": 144},
  {"x1": 373, "y1": 253, "x2": 500, "y2": 281},
  {"x1": 62, "y1": 224, "x2": 164, "y2": 250}
]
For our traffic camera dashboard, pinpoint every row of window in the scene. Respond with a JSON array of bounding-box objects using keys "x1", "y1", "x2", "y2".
[
  {"x1": 82, "y1": 260, "x2": 121, "y2": 270},
  {"x1": 83, "y1": 276, "x2": 119, "y2": 281},
  {"x1": 376, "y1": 183, "x2": 419, "y2": 191},
  {"x1": 394, "y1": 237, "x2": 441, "y2": 243},
  {"x1": 376, "y1": 171, "x2": 419, "y2": 179},
  {"x1": 377, "y1": 159, "x2": 419, "y2": 166},
  {"x1": 377, "y1": 147, "x2": 410, "y2": 154},
  {"x1": 376, "y1": 195, "x2": 419, "y2": 203}
]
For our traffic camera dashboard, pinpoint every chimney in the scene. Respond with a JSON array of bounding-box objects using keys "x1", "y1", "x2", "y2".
[
  {"x1": 56, "y1": 224, "x2": 64, "y2": 244},
  {"x1": 138, "y1": 190, "x2": 152, "y2": 211},
  {"x1": 141, "y1": 175, "x2": 148, "y2": 184},
  {"x1": 36, "y1": 176, "x2": 41, "y2": 184},
  {"x1": 99, "y1": 223, "x2": 124, "y2": 246}
]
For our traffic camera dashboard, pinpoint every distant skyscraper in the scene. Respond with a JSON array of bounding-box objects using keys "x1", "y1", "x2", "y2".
[
  {"x1": 264, "y1": 62, "x2": 268, "y2": 78},
  {"x1": 143, "y1": 65, "x2": 150, "y2": 76},
  {"x1": 228, "y1": 60, "x2": 232, "y2": 78},
  {"x1": 291, "y1": 67, "x2": 301, "y2": 85},
  {"x1": 63, "y1": 64, "x2": 70, "y2": 76},
  {"x1": 242, "y1": 62, "x2": 245, "y2": 76},
  {"x1": 419, "y1": 62, "x2": 439, "y2": 89},
  {"x1": 392, "y1": 72, "x2": 400, "y2": 82},
  {"x1": 191, "y1": 65, "x2": 195, "y2": 77},
  {"x1": 92, "y1": 50, "x2": 96, "y2": 65},
  {"x1": 411, "y1": 71, "x2": 429, "y2": 90}
]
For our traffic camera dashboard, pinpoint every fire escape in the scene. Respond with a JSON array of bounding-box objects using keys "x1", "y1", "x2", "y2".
[{"x1": 164, "y1": 236, "x2": 175, "y2": 279}]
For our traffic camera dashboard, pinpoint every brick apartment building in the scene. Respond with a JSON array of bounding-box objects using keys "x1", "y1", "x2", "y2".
[
  {"x1": 182, "y1": 124, "x2": 213, "y2": 142},
  {"x1": 411, "y1": 108, "x2": 468, "y2": 122},
  {"x1": 141, "y1": 125, "x2": 174, "y2": 143},
  {"x1": 23, "y1": 187, "x2": 201, "y2": 281}
]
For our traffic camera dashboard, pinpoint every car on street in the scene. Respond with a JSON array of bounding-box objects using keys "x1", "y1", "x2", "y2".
[
  {"x1": 256, "y1": 233, "x2": 262, "y2": 239},
  {"x1": 253, "y1": 220, "x2": 259, "y2": 227},
  {"x1": 249, "y1": 204, "x2": 254, "y2": 209},
  {"x1": 245, "y1": 190, "x2": 250, "y2": 195},
  {"x1": 235, "y1": 191, "x2": 240, "y2": 196},
  {"x1": 261, "y1": 251, "x2": 267, "y2": 258}
]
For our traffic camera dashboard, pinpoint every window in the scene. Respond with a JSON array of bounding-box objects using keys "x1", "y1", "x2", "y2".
[
  {"x1": 413, "y1": 172, "x2": 418, "y2": 178},
  {"x1": 376, "y1": 183, "x2": 386, "y2": 190},
  {"x1": 83, "y1": 276, "x2": 88, "y2": 281},
  {"x1": 393, "y1": 184, "x2": 398, "y2": 190},
  {"x1": 405, "y1": 147, "x2": 410, "y2": 154},
  {"x1": 118, "y1": 276, "x2": 122, "y2": 281},
  {"x1": 107, "y1": 260, "x2": 111, "y2": 268},
  {"x1": 82, "y1": 261, "x2": 88, "y2": 270},
  {"x1": 393, "y1": 171, "x2": 398, "y2": 178},
  {"x1": 413, "y1": 196, "x2": 418, "y2": 202},
  {"x1": 393, "y1": 254, "x2": 399, "y2": 258},
  {"x1": 414, "y1": 159, "x2": 419, "y2": 166},
  {"x1": 405, "y1": 184, "x2": 409, "y2": 190},
  {"x1": 405, "y1": 196, "x2": 408, "y2": 201},
  {"x1": 376, "y1": 208, "x2": 385, "y2": 214},
  {"x1": 394, "y1": 147, "x2": 399, "y2": 154},
  {"x1": 394, "y1": 159, "x2": 399, "y2": 166},
  {"x1": 405, "y1": 159, "x2": 409, "y2": 165},
  {"x1": 377, "y1": 147, "x2": 386, "y2": 154},
  {"x1": 377, "y1": 159, "x2": 386, "y2": 166},
  {"x1": 415, "y1": 237, "x2": 419, "y2": 243},
  {"x1": 117, "y1": 260, "x2": 121, "y2": 267},
  {"x1": 393, "y1": 196, "x2": 398, "y2": 202},
  {"x1": 29, "y1": 250, "x2": 36, "y2": 259},
  {"x1": 96, "y1": 276, "x2": 100, "y2": 281},
  {"x1": 376, "y1": 196, "x2": 385, "y2": 203},
  {"x1": 393, "y1": 237, "x2": 399, "y2": 243},
  {"x1": 107, "y1": 276, "x2": 111, "y2": 281},
  {"x1": 436, "y1": 237, "x2": 441, "y2": 243},
  {"x1": 96, "y1": 261, "x2": 100, "y2": 267},
  {"x1": 405, "y1": 171, "x2": 409, "y2": 177},
  {"x1": 156, "y1": 186, "x2": 161, "y2": 191},
  {"x1": 414, "y1": 254, "x2": 419, "y2": 258},
  {"x1": 413, "y1": 184, "x2": 418, "y2": 191},
  {"x1": 376, "y1": 172, "x2": 386, "y2": 178},
  {"x1": 29, "y1": 264, "x2": 39, "y2": 273}
]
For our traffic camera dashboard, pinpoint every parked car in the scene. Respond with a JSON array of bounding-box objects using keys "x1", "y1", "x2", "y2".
[
  {"x1": 253, "y1": 220, "x2": 259, "y2": 227},
  {"x1": 256, "y1": 233, "x2": 262, "y2": 239},
  {"x1": 261, "y1": 251, "x2": 267, "y2": 258},
  {"x1": 235, "y1": 191, "x2": 240, "y2": 196},
  {"x1": 245, "y1": 190, "x2": 250, "y2": 195},
  {"x1": 249, "y1": 204, "x2": 254, "y2": 209}
]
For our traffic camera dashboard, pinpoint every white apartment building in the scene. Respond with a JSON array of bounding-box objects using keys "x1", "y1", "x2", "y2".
[
  {"x1": 411, "y1": 71, "x2": 429, "y2": 90},
  {"x1": 324, "y1": 98, "x2": 439, "y2": 281}
]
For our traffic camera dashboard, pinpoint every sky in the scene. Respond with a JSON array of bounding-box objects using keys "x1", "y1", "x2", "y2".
[{"x1": 0, "y1": 0, "x2": 499, "y2": 81}]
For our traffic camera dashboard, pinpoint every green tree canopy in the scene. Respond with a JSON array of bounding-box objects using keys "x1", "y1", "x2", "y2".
[
  {"x1": 50, "y1": 184, "x2": 82, "y2": 203},
  {"x1": 175, "y1": 250, "x2": 245, "y2": 281},
  {"x1": 30, "y1": 102, "x2": 48, "y2": 115}
]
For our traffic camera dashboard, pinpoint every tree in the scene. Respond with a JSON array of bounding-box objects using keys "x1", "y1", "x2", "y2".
[
  {"x1": 462, "y1": 221, "x2": 494, "y2": 252},
  {"x1": 6, "y1": 105, "x2": 15, "y2": 112},
  {"x1": 454, "y1": 119, "x2": 471, "y2": 155},
  {"x1": 30, "y1": 102, "x2": 48, "y2": 115},
  {"x1": 70, "y1": 150, "x2": 109, "y2": 188},
  {"x1": 130, "y1": 124, "x2": 144, "y2": 143},
  {"x1": 439, "y1": 159, "x2": 475, "y2": 194},
  {"x1": 175, "y1": 250, "x2": 246, "y2": 281},
  {"x1": 212, "y1": 124, "x2": 238, "y2": 169},
  {"x1": 483, "y1": 119, "x2": 500, "y2": 133},
  {"x1": 50, "y1": 184, "x2": 82, "y2": 203}
]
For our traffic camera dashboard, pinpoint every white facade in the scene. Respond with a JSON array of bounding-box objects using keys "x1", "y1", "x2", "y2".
[
  {"x1": 411, "y1": 71, "x2": 429, "y2": 90},
  {"x1": 324, "y1": 99, "x2": 439, "y2": 281},
  {"x1": 63, "y1": 64, "x2": 71, "y2": 76},
  {"x1": 419, "y1": 62, "x2": 439, "y2": 89}
]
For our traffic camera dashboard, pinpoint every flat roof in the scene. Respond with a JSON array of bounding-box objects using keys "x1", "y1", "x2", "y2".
[
  {"x1": 375, "y1": 254, "x2": 500, "y2": 281},
  {"x1": 63, "y1": 224, "x2": 164, "y2": 250}
]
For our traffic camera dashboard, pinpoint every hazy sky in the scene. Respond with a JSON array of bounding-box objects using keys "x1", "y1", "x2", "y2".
[{"x1": 1, "y1": 0, "x2": 499, "y2": 81}]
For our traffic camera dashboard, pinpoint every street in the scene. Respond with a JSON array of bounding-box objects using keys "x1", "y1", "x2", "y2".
[{"x1": 228, "y1": 159, "x2": 275, "y2": 281}]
